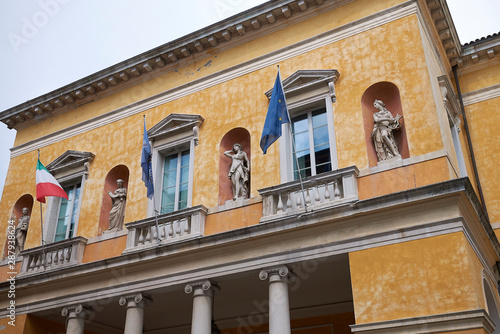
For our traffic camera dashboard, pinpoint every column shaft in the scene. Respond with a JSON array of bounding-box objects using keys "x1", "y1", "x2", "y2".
[{"x1": 268, "y1": 274, "x2": 291, "y2": 334}]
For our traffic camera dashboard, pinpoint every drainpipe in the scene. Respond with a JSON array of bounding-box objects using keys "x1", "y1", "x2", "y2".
[{"x1": 452, "y1": 65, "x2": 490, "y2": 224}]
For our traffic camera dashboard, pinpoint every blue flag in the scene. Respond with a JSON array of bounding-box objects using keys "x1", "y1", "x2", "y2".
[
  {"x1": 260, "y1": 69, "x2": 290, "y2": 154},
  {"x1": 141, "y1": 118, "x2": 154, "y2": 199}
]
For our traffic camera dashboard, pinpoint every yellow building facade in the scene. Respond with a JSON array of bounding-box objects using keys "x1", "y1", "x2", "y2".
[{"x1": 0, "y1": 0, "x2": 499, "y2": 333}]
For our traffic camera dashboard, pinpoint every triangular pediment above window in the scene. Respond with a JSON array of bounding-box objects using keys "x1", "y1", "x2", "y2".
[
  {"x1": 148, "y1": 113, "x2": 204, "y2": 142},
  {"x1": 46, "y1": 150, "x2": 95, "y2": 174},
  {"x1": 265, "y1": 69, "x2": 340, "y2": 102}
]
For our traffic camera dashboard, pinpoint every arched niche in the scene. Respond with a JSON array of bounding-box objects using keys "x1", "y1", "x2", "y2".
[
  {"x1": 98, "y1": 165, "x2": 129, "y2": 235},
  {"x1": 219, "y1": 128, "x2": 251, "y2": 205},
  {"x1": 361, "y1": 82, "x2": 409, "y2": 167},
  {"x1": 484, "y1": 277, "x2": 500, "y2": 333},
  {"x1": 3, "y1": 194, "x2": 34, "y2": 259}
]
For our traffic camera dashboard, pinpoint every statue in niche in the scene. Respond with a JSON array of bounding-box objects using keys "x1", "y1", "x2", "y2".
[
  {"x1": 371, "y1": 99, "x2": 403, "y2": 161},
  {"x1": 105, "y1": 179, "x2": 127, "y2": 233},
  {"x1": 224, "y1": 143, "x2": 250, "y2": 200},
  {"x1": 15, "y1": 207, "x2": 30, "y2": 253}
]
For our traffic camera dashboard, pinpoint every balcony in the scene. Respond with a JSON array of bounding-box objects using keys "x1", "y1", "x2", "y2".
[
  {"x1": 18, "y1": 236, "x2": 87, "y2": 276},
  {"x1": 258, "y1": 166, "x2": 359, "y2": 223},
  {"x1": 123, "y1": 205, "x2": 208, "y2": 253}
]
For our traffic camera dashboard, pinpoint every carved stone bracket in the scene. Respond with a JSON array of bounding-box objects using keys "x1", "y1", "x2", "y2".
[
  {"x1": 259, "y1": 265, "x2": 295, "y2": 282},
  {"x1": 119, "y1": 292, "x2": 153, "y2": 308},
  {"x1": 185, "y1": 279, "x2": 220, "y2": 296}
]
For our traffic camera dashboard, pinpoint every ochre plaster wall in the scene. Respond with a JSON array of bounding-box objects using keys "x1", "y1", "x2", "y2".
[
  {"x1": 0, "y1": 313, "x2": 26, "y2": 333},
  {"x1": 205, "y1": 203, "x2": 262, "y2": 235},
  {"x1": 82, "y1": 235, "x2": 127, "y2": 263},
  {"x1": 462, "y1": 96, "x2": 500, "y2": 224},
  {"x1": 0, "y1": 6, "x2": 447, "y2": 258},
  {"x1": 458, "y1": 63, "x2": 500, "y2": 94},
  {"x1": 349, "y1": 232, "x2": 485, "y2": 324},
  {"x1": 357, "y1": 157, "x2": 451, "y2": 200}
]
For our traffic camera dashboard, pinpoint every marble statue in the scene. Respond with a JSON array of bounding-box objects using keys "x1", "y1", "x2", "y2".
[
  {"x1": 106, "y1": 179, "x2": 127, "y2": 233},
  {"x1": 15, "y1": 207, "x2": 30, "y2": 253},
  {"x1": 224, "y1": 143, "x2": 250, "y2": 200},
  {"x1": 371, "y1": 99, "x2": 403, "y2": 161}
]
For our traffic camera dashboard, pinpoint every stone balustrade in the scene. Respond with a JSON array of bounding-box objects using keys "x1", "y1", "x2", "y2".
[
  {"x1": 124, "y1": 205, "x2": 208, "y2": 253},
  {"x1": 19, "y1": 236, "x2": 87, "y2": 276},
  {"x1": 258, "y1": 166, "x2": 359, "y2": 223}
]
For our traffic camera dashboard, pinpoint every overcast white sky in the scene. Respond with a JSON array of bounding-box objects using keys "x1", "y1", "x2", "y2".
[{"x1": 0, "y1": 0, "x2": 499, "y2": 201}]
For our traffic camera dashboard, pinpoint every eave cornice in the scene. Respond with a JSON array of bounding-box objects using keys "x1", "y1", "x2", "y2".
[
  {"x1": 0, "y1": 0, "x2": 352, "y2": 130},
  {"x1": 425, "y1": 0, "x2": 499, "y2": 68}
]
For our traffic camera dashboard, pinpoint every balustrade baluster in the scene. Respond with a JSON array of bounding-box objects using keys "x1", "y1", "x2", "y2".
[
  {"x1": 66, "y1": 247, "x2": 72, "y2": 262},
  {"x1": 315, "y1": 185, "x2": 321, "y2": 204},
  {"x1": 145, "y1": 227, "x2": 151, "y2": 243},
  {"x1": 296, "y1": 190, "x2": 302, "y2": 208},
  {"x1": 138, "y1": 228, "x2": 145, "y2": 245},
  {"x1": 286, "y1": 194, "x2": 292, "y2": 211},
  {"x1": 35, "y1": 255, "x2": 41, "y2": 269},
  {"x1": 183, "y1": 218, "x2": 190, "y2": 233},
  {"x1": 160, "y1": 223, "x2": 166, "y2": 238},
  {"x1": 324, "y1": 182, "x2": 331, "y2": 200},
  {"x1": 306, "y1": 188, "x2": 311, "y2": 206},
  {"x1": 277, "y1": 194, "x2": 284, "y2": 213},
  {"x1": 168, "y1": 222, "x2": 174, "y2": 237},
  {"x1": 334, "y1": 180, "x2": 341, "y2": 199},
  {"x1": 175, "y1": 220, "x2": 181, "y2": 236}
]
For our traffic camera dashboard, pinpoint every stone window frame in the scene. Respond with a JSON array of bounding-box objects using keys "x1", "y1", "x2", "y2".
[
  {"x1": 265, "y1": 70, "x2": 340, "y2": 183},
  {"x1": 147, "y1": 113, "x2": 204, "y2": 217},
  {"x1": 43, "y1": 150, "x2": 94, "y2": 243}
]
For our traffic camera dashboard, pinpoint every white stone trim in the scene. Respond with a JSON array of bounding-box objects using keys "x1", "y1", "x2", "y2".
[
  {"x1": 10, "y1": 1, "x2": 418, "y2": 158},
  {"x1": 462, "y1": 83, "x2": 500, "y2": 106},
  {"x1": 350, "y1": 309, "x2": 494, "y2": 334}
]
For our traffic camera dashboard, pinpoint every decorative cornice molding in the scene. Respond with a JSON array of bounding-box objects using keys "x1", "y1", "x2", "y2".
[
  {"x1": 9, "y1": 1, "x2": 418, "y2": 159},
  {"x1": 462, "y1": 83, "x2": 500, "y2": 106},
  {"x1": 350, "y1": 309, "x2": 494, "y2": 334},
  {"x1": 265, "y1": 69, "x2": 340, "y2": 102},
  {"x1": 45, "y1": 150, "x2": 95, "y2": 175},
  {"x1": 0, "y1": 0, "x2": 354, "y2": 130}
]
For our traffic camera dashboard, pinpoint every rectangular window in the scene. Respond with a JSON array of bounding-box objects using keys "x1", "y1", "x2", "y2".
[
  {"x1": 160, "y1": 150, "x2": 190, "y2": 214},
  {"x1": 291, "y1": 108, "x2": 332, "y2": 180},
  {"x1": 54, "y1": 183, "x2": 81, "y2": 242}
]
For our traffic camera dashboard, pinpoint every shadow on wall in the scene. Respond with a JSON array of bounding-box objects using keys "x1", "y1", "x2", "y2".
[
  {"x1": 361, "y1": 82, "x2": 409, "y2": 168},
  {"x1": 98, "y1": 165, "x2": 129, "y2": 236},
  {"x1": 219, "y1": 128, "x2": 251, "y2": 205}
]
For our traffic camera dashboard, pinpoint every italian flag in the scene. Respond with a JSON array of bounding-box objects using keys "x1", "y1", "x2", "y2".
[{"x1": 36, "y1": 159, "x2": 68, "y2": 203}]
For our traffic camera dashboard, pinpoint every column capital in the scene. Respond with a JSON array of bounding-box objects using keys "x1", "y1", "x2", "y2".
[
  {"x1": 61, "y1": 304, "x2": 94, "y2": 319},
  {"x1": 119, "y1": 292, "x2": 153, "y2": 308},
  {"x1": 259, "y1": 265, "x2": 294, "y2": 282},
  {"x1": 185, "y1": 279, "x2": 220, "y2": 295}
]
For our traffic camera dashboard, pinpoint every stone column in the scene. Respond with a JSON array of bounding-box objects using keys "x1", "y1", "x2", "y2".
[
  {"x1": 185, "y1": 280, "x2": 219, "y2": 334},
  {"x1": 259, "y1": 265, "x2": 294, "y2": 334},
  {"x1": 119, "y1": 292, "x2": 152, "y2": 334},
  {"x1": 61, "y1": 304, "x2": 94, "y2": 334}
]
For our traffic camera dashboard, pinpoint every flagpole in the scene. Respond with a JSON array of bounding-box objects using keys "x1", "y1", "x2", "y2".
[
  {"x1": 278, "y1": 66, "x2": 309, "y2": 212},
  {"x1": 37, "y1": 150, "x2": 47, "y2": 268},
  {"x1": 144, "y1": 115, "x2": 161, "y2": 245}
]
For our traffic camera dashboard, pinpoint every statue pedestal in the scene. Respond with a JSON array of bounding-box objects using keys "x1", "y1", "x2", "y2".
[{"x1": 377, "y1": 154, "x2": 402, "y2": 168}]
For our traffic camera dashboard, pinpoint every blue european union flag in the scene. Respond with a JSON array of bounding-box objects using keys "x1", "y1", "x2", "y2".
[
  {"x1": 141, "y1": 118, "x2": 154, "y2": 199},
  {"x1": 260, "y1": 70, "x2": 290, "y2": 154}
]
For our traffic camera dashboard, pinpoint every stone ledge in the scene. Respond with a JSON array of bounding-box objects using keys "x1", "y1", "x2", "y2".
[{"x1": 350, "y1": 309, "x2": 494, "y2": 334}]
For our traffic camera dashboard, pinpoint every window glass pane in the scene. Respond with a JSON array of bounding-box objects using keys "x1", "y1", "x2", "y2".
[
  {"x1": 294, "y1": 132, "x2": 309, "y2": 152},
  {"x1": 312, "y1": 109, "x2": 327, "y2": 127},
  {"x1": 68, "y1": 184, "x2": 81, "y2": 239},
  {"x1": 55, "y1": 185, "x2": 74, "y2": 241},
  {"x1": 292, "y1": 114, "x2": 308, "y2": 133},
  {"x1": 180, "y1": 150, "x2": 190, "y2": 167},
  {"x1": 164, "y1": 154, "x2": 178, "y2": 172},
  {"x1": 313, "y1": 125, "x2": 329, "y2": 147}
]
